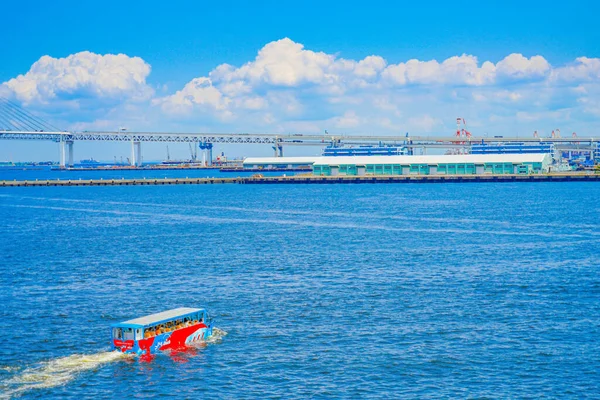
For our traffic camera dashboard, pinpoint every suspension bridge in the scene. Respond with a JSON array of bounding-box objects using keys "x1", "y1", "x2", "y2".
[{"x1": 0, "y1": 97, "x2": 598, "y2": 167}]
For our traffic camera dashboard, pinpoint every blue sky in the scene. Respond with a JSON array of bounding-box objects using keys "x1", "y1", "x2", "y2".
[{"x1": 1, "y1": 0, "x2": 599, "y2": 161}]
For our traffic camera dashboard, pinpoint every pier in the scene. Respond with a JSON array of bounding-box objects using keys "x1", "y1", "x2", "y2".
[{"x1": 2, "y1": 173, "x2": 599, "y2": 187}]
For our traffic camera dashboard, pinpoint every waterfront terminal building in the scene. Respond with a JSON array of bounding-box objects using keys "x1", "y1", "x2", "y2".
[{"x1": 243, "y1": 154, "x2": 551, "y2": 176}]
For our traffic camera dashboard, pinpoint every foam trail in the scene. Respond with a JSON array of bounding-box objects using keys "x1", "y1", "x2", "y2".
[
  {"x1": 0, "y1": 330, "x2": 226, "y2": 397},
  {"x1": 0, "y1": 351, "x2": 126, "y2": 399},
  {"x1": 206, "y1": 327, "x2": 228, "y2": 344}
]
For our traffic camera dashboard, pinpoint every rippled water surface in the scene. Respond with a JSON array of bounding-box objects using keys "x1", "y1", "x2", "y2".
[
  {"x1": 0, "y1": 165, "x2": 286, "y2": 181},
  {"x1": 1, "y1": 182, "x2": 599, "y2": 398}
]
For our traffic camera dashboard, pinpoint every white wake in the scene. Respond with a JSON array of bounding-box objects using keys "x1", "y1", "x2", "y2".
[
  {"x1": 0, "y1": 351, "x2": 127, "y2": 399},
  {"x1": 0, "y1": 329, "x2": 227, "y2": 398}
]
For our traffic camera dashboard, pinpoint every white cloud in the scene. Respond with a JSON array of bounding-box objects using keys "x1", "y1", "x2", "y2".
[
  {"x1": 393, "y1": 55, "x2": 496, "y2": 86},
  {"x1": 382, "y1": 53, "x2": 549, "y2": 86},
  {"x1": 3, "y1": 39, "x2": 600, "y2": 140},
  {"x1": 153, "y1": 77, "x2": 229, "y2": 116},
  {"x1": 211, "y1": 38, "x2": 337, "y2": 87},
  {"x1": 146, "y1": 40, "x2": 600, "y2": 136},
  {"x1": 495, "y1": 53, "x2": 550, "y2": 80},
  {"x1": 2, "y1": 51, "x2": 153, "y2": 105},
  {"x1": 552, "y1": 57, "x2": 600, "y2": 82},
  {"x1": 353, "y1": 56, "x2": 387, "y2": 79}
]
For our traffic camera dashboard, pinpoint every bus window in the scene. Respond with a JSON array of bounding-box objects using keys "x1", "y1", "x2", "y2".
[
  {"x1": 124, "y1": 328, "x2": 134, "y2": 340},
  {"x1": 113, "y1": 328, "x2": 123, "y2": 340},
  {"x1": 135, "y1": 328, "x2": 142, "y2": 340}
]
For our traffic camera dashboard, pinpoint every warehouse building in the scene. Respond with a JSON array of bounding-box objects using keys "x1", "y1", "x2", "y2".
[
  {"x1": 322, "y1": 146, "x2": 406, "y2": 156},
  {"x1": 470, "y1": 142, "x2": 555, "y2": 155},
  {"x1": 312, "y1": 154, "x2": 551, "y2": 176}
]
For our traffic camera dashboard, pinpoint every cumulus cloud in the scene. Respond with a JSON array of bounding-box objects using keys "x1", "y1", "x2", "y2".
[
  {"x1": 495, "y1": 53, "x2": 550, "y2": 81},
  {"x1": 220, "y1": 38, "x2": 336, "y2": 86},
  {"x1": 147, "y1": 40, "x2": 600, "y2": 137},
  {"x1": 382, "y1": 53, "x2": 551, "y2": 86},
  {"x1": 153, "y1": 77, "x2": 229, "y2": 115},
  {"x1": 382, "y1": 55, "x2": 496, "y2": 86},
  {"x1": 156, "y1": 39, "x2": 569, "y2": 121},
  {"x1": 552, "y1": 57, "x2": 600, "y2": 82},
  {"x1": 3, "y1": 38, "x2": 600, "y2": 138},
  {"x1": 2, "y1": 51, "x2": 153, "y2": 105}
]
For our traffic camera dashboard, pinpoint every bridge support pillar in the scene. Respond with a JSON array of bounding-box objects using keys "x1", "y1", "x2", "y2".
[
  {"x1": 60, "y1": 140, "x2": 66, "y2": 168},
  {"x1": 131, "y1": 141, "x2": 142, "y2": 167},
  {"x1": 273, "y1": 143, "x2": 283, "y2": 157},
  {"x1": 199, "y1": 142, "x2": 213, "y2": 166},
  {"x1": 67, "y1": 141, "x2": 74, "y2": 167},
  {"x1": 59, "y1": 139, "x2": 74, "y2": 168}
]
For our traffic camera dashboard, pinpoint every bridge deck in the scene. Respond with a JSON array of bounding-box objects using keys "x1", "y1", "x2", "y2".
[{"x1": 0, "y1": 130, "x2": 597, "y2": 146}]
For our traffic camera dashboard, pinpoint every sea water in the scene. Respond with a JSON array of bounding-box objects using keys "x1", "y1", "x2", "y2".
[
  {"x1": 0, "y1": 166, "x2": 283, "y2": 181},
  {"x1": 0, "y1": 182, "x2": 599, "y2": 398}
]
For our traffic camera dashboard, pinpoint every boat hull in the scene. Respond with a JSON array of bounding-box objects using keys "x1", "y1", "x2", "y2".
[{"x1": 113, "y1": 323, "x2": 212, "y2": 355}]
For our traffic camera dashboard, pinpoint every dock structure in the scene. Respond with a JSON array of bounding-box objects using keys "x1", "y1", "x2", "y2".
[
  {"x1": 0, "y1": 177, "x2": 240, "y2": 187},
  {"x1": 1, "y1": 173, "x2": 599, "y2": 187}
]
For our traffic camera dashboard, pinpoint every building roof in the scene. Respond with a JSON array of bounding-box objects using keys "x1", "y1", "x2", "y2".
[
  {"x1": 116, "y1": 308, "x2": 203, "y2": 327},
  {"x1": 243, "y1": 156, "x2": 318, "y2": 165},
  {"x1": 313, "y1": 153, "x2": 549, "y2": 166}
]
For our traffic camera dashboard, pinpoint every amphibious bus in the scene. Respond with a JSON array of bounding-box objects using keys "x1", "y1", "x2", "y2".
[{"x1": 111, "y1": 307, "x2": 213, "y2": 355}]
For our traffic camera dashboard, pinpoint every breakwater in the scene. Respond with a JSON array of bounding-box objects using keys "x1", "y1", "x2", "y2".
[{"x1": 1, "y1": 173, "x2": 599, "y2": 187}]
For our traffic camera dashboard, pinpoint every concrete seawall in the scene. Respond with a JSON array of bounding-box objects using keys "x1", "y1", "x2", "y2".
[
  {"x1": 0, "y1": 177, "x2": 240, "y2": 187},
  {"x1": 1, "y1": 173, "x2": 599, "y2": 187}
]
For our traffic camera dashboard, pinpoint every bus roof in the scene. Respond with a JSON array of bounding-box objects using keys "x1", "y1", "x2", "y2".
[{"x1": 115, "y1": 308, "x2": 204, "y2": 327}]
